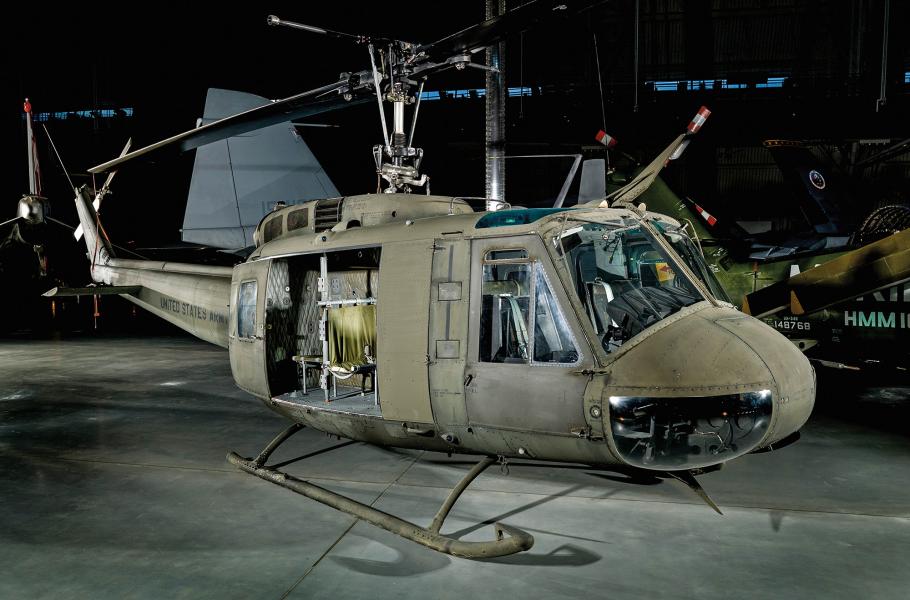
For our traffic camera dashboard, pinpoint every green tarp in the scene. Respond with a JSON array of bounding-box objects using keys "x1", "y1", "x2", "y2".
[{"x1": 328, "y1": 305, "x2": 377, "y2": 369}]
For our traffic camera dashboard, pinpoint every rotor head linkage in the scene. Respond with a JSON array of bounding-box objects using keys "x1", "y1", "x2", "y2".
[
  {"x1": 366, "y1": 44, "x2": 429, "y2": 194},
  {"x1": 266, "y1": 15, "x2": 370, "y2": 43}
]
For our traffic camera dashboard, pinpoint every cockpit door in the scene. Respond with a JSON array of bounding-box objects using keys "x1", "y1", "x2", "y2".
[{"x1": 465, "y1": 236, "x2": 592, "y2": 435}]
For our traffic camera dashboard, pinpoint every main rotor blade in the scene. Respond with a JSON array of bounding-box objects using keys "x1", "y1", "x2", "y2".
[
  {"x1": 601, "y1": 134, "x2": 687, "y2": 208},
  {"x1": 419, "y1": 0, "x2": 606, "y2": 58},
  {"x1": 90, "y1": 1, "x2": 606, "y2": 175},
  {"x1": 89, "y1": 83, "x2": 366, "y2": 174}
]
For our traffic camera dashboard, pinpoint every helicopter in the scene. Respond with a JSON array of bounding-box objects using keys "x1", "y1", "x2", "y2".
[
  {"x1": 0, "y1": 100, "x2": 56, "y2": 330},
  {"x1": 55, "y1": 1, "x2": 815, "y2": 558},
  {"x1": 0, "y1": 99, "x2": 96, "y2": 333}
]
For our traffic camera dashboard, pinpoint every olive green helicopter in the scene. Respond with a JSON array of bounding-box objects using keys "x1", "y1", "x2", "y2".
[{"x1": 56, "y1": 1, "x2": 815, "y2": 558}]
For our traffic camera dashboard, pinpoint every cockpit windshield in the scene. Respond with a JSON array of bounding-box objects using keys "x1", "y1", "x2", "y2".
[
  {"x1": 553, "y1": 217, "x2": 728, "y2": 353},
  {"x1": 656, "y1": 227, "x2": 731, "y2": 303}
]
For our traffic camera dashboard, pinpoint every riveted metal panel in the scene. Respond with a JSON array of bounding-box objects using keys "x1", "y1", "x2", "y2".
[
  {"x1": 438, "y1": 281, "x2": 462, "y2": 301},
  {"x1": 436, "y1": 340, "x2": 461, "y2": 359}
]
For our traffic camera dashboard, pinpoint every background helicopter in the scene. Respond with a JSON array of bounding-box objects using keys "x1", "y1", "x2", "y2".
[
  {"x1": 0, "y1": 100, "x2": 93, "y2": 333},
  {"x1": 606, "y1": 157, "x2": 910, "y2": 370},
  {"x1": 59, "y1": 1, "x2": 817, "y2": 559}
]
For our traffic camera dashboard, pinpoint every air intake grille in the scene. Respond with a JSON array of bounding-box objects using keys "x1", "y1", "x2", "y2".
[{"x1": 314, "y1": 197, "x2": 344, "y2": 232}]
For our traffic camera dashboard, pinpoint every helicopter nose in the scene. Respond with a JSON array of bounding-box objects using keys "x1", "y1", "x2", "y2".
[{"x1": 604, "y1": 305, "x2": 815, "y2": 471}]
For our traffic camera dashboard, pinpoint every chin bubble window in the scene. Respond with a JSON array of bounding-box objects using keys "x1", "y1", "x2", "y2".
[{"x1": 608, "y1": 391, "x2": 773, "y2": 470}]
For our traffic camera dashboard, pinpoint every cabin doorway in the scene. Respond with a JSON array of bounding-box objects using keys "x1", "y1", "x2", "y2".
[{"x1": 265, "y1": 248, "x2": 381, "y2": 415}]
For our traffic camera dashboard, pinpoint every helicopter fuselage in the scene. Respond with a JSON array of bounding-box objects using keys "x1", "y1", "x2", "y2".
[{"x1": 77, "y1": 191, "x2": 815, "y2": 473}]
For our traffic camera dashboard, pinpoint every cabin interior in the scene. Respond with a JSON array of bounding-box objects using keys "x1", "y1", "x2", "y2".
[{"x1": 265, "y1": 247, "x2": 382, "y2": 416}]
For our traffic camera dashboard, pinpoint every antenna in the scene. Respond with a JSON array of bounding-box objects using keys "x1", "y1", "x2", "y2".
[{"x1": 42, "y1": 124, "x2": 76, "y2": 192}]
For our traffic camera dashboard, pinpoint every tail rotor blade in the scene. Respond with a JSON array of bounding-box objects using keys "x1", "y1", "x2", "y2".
[{"x1": 76, "y1": 138, "x2": 132, "y2": 241}]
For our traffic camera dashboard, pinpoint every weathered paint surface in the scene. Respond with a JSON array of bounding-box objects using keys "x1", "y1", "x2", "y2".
[{"x1": 71, "y1": 189, "x2": 815, "y2": 470}]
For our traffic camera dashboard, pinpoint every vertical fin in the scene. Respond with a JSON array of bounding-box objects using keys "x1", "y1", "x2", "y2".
[
  {"x1": 578, "y1": 159, "x2": 607, "y2": 203},
  {"x1": 182, "y1": 88, "x2": 339, "y2": 249},
  {"x1": 764, "y1": 140, "x2": 850, "y2": 235},
  {"x1": 72, "y1": 185, "x2": 113, "y2": 279}
]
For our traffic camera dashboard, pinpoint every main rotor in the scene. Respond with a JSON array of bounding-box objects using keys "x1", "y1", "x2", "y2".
[
  {"x1": 268, "y1": 15, "x2": 499, "y2": 194},
  {"x1": 88, "y1": 1, "x2": 605, "y2": 195}
]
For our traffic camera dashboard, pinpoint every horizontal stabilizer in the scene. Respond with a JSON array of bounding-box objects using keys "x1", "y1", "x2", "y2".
[{"x1": 43, "y1": 285, "x2": 141, "y2": 297}]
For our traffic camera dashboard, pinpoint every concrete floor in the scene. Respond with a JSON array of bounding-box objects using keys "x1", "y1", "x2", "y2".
[{"x1": 1, "y1": 334, "x2": 909, "y2": 600}]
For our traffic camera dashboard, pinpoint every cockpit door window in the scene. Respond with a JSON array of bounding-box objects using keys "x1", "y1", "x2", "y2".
[
  {"x1": 479, "y1": 252, "x2": 579, "y2": 365},
  {"x1": 480, "y1": 262, "x2": 531, "y2": 362}
]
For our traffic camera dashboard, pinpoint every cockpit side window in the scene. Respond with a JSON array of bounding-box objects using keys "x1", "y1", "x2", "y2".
[
  {"x1": 486, "y1": 249, "x2": 529, "y2": 261},
  {"x1": 479, "y1": 253, "x2": 579, "y2": 365},
  {"x1": 480, "y1": 262, "x2": 531, "y2": 363}
]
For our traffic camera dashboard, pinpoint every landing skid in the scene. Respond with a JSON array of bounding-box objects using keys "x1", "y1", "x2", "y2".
[{"x1": 227, "y1": 423, "x2": 534, "y2": 559}]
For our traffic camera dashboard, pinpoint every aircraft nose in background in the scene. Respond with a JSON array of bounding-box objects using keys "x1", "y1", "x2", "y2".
[{"x1": 603, "y1": 306, "x2": 816, "y2": 470}]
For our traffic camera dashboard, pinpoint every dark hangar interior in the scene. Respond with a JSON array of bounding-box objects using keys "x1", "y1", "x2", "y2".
[{"x1": 2, "y1": 2, "x2": 909, "y2": 598}]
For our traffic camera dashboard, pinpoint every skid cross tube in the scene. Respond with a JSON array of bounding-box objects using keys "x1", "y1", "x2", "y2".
[{"x1": 227, "y1": 427, "x2": 534, "y2": 559}]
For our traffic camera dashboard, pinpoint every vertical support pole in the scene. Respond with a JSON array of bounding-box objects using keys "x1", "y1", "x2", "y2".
[
  {"x1": 633, "y1": 0, "x2": 640, "y2": 113},
  {"x1": 876, "y1": 0, "x2": 890, "y2": 112},
  {"x1": 393, "y1": 100, "x2": 406, "y2": 151},
  {"x1": 485, "y1": 0, "x2": 506, "y2": 210},
  {"x1": 320, "y1": 254, "x2": 330, "y2": 402}
]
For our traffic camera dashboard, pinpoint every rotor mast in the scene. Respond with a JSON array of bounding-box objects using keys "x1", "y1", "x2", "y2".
[
  {"x1": 370, "y1": 43, "x2": 428, "y2": 194},
  {"x1": 270, "y1": 15, "x2": 429, "y2": 194}
]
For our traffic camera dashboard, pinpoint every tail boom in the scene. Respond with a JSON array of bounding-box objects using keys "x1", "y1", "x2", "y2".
[
  {"x1": 73, "y1": 185, "x2": 233, "y2": 347},
  {"x1": 95, "y1": 259, "x2": 232, "y2": 347}
]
